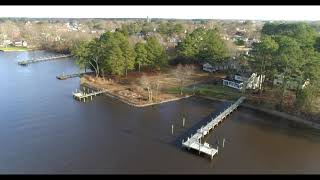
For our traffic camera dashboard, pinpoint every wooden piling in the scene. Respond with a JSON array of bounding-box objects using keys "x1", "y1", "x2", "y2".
[
  {"x1": 223, "y1": 138, "x2": 225, "y2": 148},
  {"x1": 171, "y1": 124, "x2": 174, "y2": 135},
  {"x1": 182, "y1": 117, "x2": 185, "y2": 127}
]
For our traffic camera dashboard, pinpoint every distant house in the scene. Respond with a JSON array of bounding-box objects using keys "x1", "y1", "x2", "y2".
[
  {"x1": 220, "y1": 33, "x2": 230, "y2": 41},
  {"x1": 2, "y1": 40, "x2": 12, "y2": 47},
  {"x1": 223, "y1": 73, "x2": 264, "y2": 91},
  {"x1": 246, "y1": 37, "x2": 258, "y2": 47},
  {"x1": 13, "y1": 40, "x2": 27, "y2": 47},
  {"x1": 273, "y1": 74, "x2": 310, "y2": 90},
  {"x1": 202, "y1": 63, "x2": 215, "y2": 72},
  {"x1": 236, "y1": 27, "x2": 246, "y2": 32},
  {"x1": 202, "y1": 59, "x2": 240, "y2": 73}
]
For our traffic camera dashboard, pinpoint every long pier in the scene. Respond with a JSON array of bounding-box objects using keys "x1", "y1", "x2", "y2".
[
  {"x1": 73, "y1": 88, "x2": 107, "y2": 102},
  {"x1": 18, "y1": 54, "x2": 72, "y2": 65},
  {"x1": 182, "y1": 96, "x2": 246, "y2": 159},
  {"x1": 56, "y1": 72, "x2": 94, "y2": 80}
]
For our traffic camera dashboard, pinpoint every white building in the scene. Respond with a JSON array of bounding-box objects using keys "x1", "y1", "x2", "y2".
[
  {"x1": 273, "y1": 74, "x2": 309, "y2": 90},
  {"x1": 202, "y1": 63, "x2": 215, "y2": 72},
  {"x1": 223, "y1": 73, "x2": 264, "y2": 91},
  {"x1": 2, "y1": 39, "x2": 12, "y2": 46},
  {"x1": 13, "y1": 40, "x2": 27, "y2": 47}
]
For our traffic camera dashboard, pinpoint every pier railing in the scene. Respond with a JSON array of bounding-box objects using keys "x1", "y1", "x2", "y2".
[
  {"x1": 18, "y1": 54, "x2": 72, "y2": 65},
  {"x1": 182, "y1": 96, "x2": 245, "y2": 159}
]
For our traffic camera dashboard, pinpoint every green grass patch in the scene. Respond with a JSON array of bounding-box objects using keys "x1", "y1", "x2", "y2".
[
  {"x1": 0, "y1": 46, "x2": 30, "y2": 51},
  {"x1": 166, "y1": 87, "x2": 195, "y2": 94},
  {"x1": 166, "y1": 84, "x2": 242, "y2": 101}
]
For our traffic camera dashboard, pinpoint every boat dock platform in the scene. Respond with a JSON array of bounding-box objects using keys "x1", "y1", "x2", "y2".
[
  {"x1": 182, "y1": 96, "x2": 246, "y2": 159},
  {"x1": 56, "y1": 72, "x2": 93, "y2": 80},
  {"x1": 73, "y1": 88, "x2": 107, "y2": 102},
  {"x1": 18, "y1": 54, "x2": 72, "y2": 65}
]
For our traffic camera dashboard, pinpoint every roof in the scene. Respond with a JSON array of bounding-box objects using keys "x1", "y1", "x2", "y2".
[{"x1": 202, "y1": 63, "x2": 213, "y2": 68}]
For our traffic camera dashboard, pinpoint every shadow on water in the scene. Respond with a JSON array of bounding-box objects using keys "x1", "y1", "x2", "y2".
[
  {"x1": 234, "y1": 107, "x2": 320, "y2": 143},
  {"x1": 169, "y1": 99, "x2": 233, "y2": 159}
]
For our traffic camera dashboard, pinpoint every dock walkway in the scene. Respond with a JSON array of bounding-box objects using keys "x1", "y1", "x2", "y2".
[
  {"x1": 56, "y1": 72, "x2": 93, "y2": 80},
  {"x1": 182, "y1": 96, "x2": 245, "y2": 159},
  {"x1": 18, "y1": 54, "x2": 72, "y2": 65}
]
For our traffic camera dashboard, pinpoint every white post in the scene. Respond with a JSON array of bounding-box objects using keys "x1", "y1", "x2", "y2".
[
  {"x1": 182, "y1": 117, "x2": 185, "y2": 127},
  {"x1": 211, "y1": 150, "x2": 214, "y2": 160},
  {"x1": 223, "y1": 138, "x2": 225, "y2": 148},
  {"x1": 171, "y1": 124, "x2": 174, "y2": 135},
  {"x1": 217, "y1": 145, "x2": 219, "y2": 154}
]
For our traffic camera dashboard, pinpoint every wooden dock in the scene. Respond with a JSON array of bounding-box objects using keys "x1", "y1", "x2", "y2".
[
  {"x1": 56, "y1": 72, "x2": 93, "y2": 80},
  {"x1": 18, "y1": 54, "x2": 72, "y2": 65},
  {"x1": 182, "y1": 96, "x2": 246, "y2": 159},
  {"x1": 72, "y1": 88, "x2": 107, "y2": 102}
]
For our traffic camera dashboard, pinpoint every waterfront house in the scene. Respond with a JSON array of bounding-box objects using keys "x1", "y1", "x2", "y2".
[
  {"x1": 13, "y1": 40, "x2": 27, "y2": 47},
  {"x1": 2, "y1": 39, "x2": 12, "y2": 47},
  {"x1": 202, "y1": 59, "x2": 240, "y2": 73},
  {"x1": 273, "y1": 74, "x2": 310, "y2": 90},
  {"x1": 223, "y1": 73, "x2": 264, "y2": 91},
  {"x1": 202, "y1": 63, "x2": 215, "y2": 72}
]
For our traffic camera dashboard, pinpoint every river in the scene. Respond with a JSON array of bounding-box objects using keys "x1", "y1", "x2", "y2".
[{"x1": 1, "y1": 50, "x2": 320, "y2": 174}]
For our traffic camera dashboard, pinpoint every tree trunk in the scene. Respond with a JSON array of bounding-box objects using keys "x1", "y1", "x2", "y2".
[
  {"x1": 147, "y1": 87, "x2": 151, "y2": 102},
  {"x1": 89, "y1": 61, "x2": 99, "y2": 78},
  {"x1": 295, "y1": 79, "x2": 303, "y2": 99},
  {"x1": 180, "y1": 80, "x2": 183, "y2": 95},
  {"x1": 279, "y1": 78, "x2": 287, "y2": 111},
  {"x1": 138, "y1": 63, "x2": 141, "y2": 72},
  {"x1": 156, "y1": 82, "x2": 159, "y2": 102}
]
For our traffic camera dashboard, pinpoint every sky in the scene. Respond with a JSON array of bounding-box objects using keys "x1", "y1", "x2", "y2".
[{"x1": 0, "y1": 6, "x2": 319, "y2": 21}]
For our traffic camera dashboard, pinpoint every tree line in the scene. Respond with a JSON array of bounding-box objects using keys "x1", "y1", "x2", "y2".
[
  {"x1": 72, "y1": 31, "x2": 167, "y2": 77},
  {"x1": 250, "y1": 22, "x2": 320, "y2": 113}
]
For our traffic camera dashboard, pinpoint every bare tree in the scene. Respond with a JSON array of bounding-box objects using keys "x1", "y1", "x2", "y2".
[
  {"x1": 140, "y1": 74, "x2": 153, "y2": 102},
  {"x1": 153, "y1": 73, "x2": 162, "y2": 102},
  {"x1": 172, "y1": 64, "x2": 195, "y2": 95}
]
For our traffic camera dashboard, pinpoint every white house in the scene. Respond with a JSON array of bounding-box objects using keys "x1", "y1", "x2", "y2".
[
  {"x1": 223, "y1": 79, "x2": 244, "y2": 90},
  {"x1": 202, "y1": 63, "x2": 215, "y2": 72},
  {"x1": 2, "y1": 40, "x2": 12, "y2": 46},
  {"x1": 273, "y1": 74, "x2": 310, "y2": 90},
  {"x1": 223, "y1": 73, "x2": 264, "y2": 91},
  {"x1": 202, "y1": 60, "x2": 240, "y2": 73},
  {"x1": 13, "y1": 40, "x2": 27, "y2": 47}
]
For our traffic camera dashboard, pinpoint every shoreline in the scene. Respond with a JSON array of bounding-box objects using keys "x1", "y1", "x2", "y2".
[
  {"x1": 0, "y1": 49, "x2": 30, "y2": 52},
  {"x1": 0, "y1": 48, "x2": 69, "y2": 53},
  {"x1": 199, "y1": 95, "x2": 320, "y2": 130},
  {"x1": 81, "y1": 82, "x2": 193, "y2": 108},
  {"x1": 81, "y1": 81, "x2": 320, "y2": 130}
]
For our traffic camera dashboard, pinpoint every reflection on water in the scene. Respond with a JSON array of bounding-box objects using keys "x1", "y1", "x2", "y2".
[{"x1": 0, "y1": 50, "x2": 320, "y2": 174}]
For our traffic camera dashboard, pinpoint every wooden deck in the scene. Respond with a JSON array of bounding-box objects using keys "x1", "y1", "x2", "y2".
[
  {"x1": 72, "y1": 88, "x2": 107, "y2": 102},
  {"x1": 182, "y1": 96, "x2": 246, "y2": 159},
  {"x1": 18, "y1": 54, "x2": 72, "y2": 65},
  {"x1": 56, "y1": 72, "x2": 93, "y2": 80}
]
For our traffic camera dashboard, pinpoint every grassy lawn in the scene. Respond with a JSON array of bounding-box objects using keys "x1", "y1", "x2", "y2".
[
  {"x1": 0, "y1": 46, "x2": 30, "y2": 51},
  {"x1": 166, "y1": 84, "x2": 243, "y2": 101}
]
